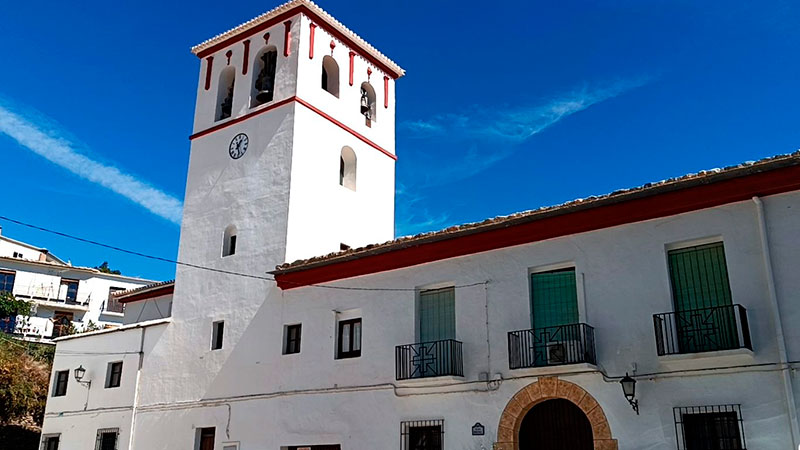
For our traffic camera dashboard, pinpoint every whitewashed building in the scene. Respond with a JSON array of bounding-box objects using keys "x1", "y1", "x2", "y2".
[
  {"x1": 40, "y1": 1, "x2": 800, "y2": 449},
  {"x1": 0, "y1": 228, "x2": 153, "y2": 340}
]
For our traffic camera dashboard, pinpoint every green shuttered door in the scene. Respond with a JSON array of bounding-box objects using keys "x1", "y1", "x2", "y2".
[
  {"x1": 530, "y1": 269, "x2": 578, "y2": 329},
  {"x1": 667, "y1": 242, "x2": 737, "y2": 352},
  {"x1": 419, "y1": 287, "x2": 455, "y2": 342}
]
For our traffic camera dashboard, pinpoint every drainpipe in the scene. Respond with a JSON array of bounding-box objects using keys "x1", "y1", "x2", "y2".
[
  {"x1": 127, "y1": 326, "x2": 146, "y2": 450},
  {"x1": 752, "y1": 196, "x2": 799, "y2": 445}
]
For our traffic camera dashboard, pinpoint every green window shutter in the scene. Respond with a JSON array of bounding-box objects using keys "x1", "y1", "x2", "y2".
[
  {"x1": 419, "y1": 287, "x2": 455, "y2": 342},
  {"x1": 530, "y1": 268, "x2": 578, "y2": 329},
  {"x1": 668, "y1": 242, "x2": 733, "y2": 312}
]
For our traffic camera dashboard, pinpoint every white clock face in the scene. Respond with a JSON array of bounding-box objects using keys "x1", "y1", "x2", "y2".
[{"x1": 229, "y1": 133, "x2": 249, "y2": 159}]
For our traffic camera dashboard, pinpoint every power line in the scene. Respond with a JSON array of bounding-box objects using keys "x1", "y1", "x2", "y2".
[{"x1": 0, "y1": 215, "x2": 485, "y2": 292}]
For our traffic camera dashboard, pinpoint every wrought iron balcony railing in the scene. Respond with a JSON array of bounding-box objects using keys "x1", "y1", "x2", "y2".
[
  {"x1": 395, "y1": 339, "x2": 463, "y2": 380},
  {"x1": 653, "y1": 304, "x2": 752, "y2": 356},
  {"x1": 508, "y1": 323, "x2": 597, "y2": 369}
]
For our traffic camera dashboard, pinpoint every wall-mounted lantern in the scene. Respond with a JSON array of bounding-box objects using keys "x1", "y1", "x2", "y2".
[
  {"x1": 619, "y1": 373, "x2": 639, "y2": 415},
  {"x1": 74, "y1": 365, "x2": 91, "y2": 387}
]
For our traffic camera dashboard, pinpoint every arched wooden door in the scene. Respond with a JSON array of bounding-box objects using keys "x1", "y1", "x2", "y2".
[{"x1": 519, "y1": 398, "x2": 593, "y2": 450}]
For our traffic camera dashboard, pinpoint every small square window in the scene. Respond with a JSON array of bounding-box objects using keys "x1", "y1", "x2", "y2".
[
  {"x1": 197, "y1": 427, "x2": 216, "y2": 450},
  {"x1": 284, "y1": 324, "x2": 302, "y2": 355},
  {"x1": 52, "y1": 370, "x2": 68, "y2": 397},
  {"x1": 401, "y1": 420, "x2": 444, "y2": 450},
  {"x1": 95, "y1": 428, "x2": 119, "y2": 450},
  {"x1": 106, "y1": 361, "x2": 123, "y2": 388},
  {"x1": 337, "y1": 318, "x2": 361, "y2": 359},
  {"x1": 674, "y1": 405, "x2": 745, "y2": 450},
  {"x1": 211, "y1": 321, "x2": 224, "y2": 350},
  {"x1": 41, "y1": 433, "x2": 60, "y2": 450}
]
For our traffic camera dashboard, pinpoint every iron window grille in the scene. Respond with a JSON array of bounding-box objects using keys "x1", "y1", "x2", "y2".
[
  {"x1": 674, "y1": 405, "x2": 746, "y2": 450},
  {"x1": 95, "y1": 428, "x2": 119, "y2": 450},
  {"x1": 401, "y1": 419, "x2": 444, "y2": 450},
  {"x1": 40, "y1": 433, "x2": 60, "y2": 450},
  {"x1": 284, "y1": 324, "x2": 302, "y2": 355},
  {"x1": 106, "y1": 361, "x2": 123, "y2": 388},
  {"x1": 337, "y1": 318, "x2": 362, "y2": 359},
  {"x1": 52, "y1": 370, "x2": 68, "y2": 397}
]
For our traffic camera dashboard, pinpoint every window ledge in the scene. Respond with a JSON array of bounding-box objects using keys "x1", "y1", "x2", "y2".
[
  {"x1": 658, "y1": 348, "x2": 754, "y2": 371},
  {"x1": 99, "y1": 311, "x2": 124, "y2": 318},
  {"x1": 509, "y1": 362, "x2": 599, "y2": 376},
  {"x1": 395, "y1": 375, "x2": 464, "y2": 386}
]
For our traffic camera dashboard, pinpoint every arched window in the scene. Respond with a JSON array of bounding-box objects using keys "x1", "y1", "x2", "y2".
[
  {"x1": 321, "y1": 56, "x2": 339, "y2": 98},
  {"x1": 222, "y1": 225, "x2": 237, "y2": 257},
  {"x1": 360, "y1": 82, "x2": 376, "y2": 124},
  {"x1": 252, "y1": 46, "x2": 278, "y2": 107},
  {"x1": 216, "y1": 67, "x2": 236, "y2": 121},
  {"x1": 340, "y1": 146, "x2": 356, "y2": 191}
]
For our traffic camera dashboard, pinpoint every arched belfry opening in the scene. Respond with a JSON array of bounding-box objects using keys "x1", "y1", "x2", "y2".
[
  {"x1": 216, "y1": 67, "x2": 236, "y2": 121},
  {"x1": 340, "y1": 146, "x2": 356, "y2": 191},
  {"x1": 252, "y1": 46, "x2": 278, "y2": 106},
  {"x1": 519, "y1": 399, "x2": 593, "y2": 449},
  {"x1": 495, "y1": 377, "x2": 618, "y2": 450},
  {"x1": 360, "y1": 82, "x2": 376, "y2": 125},
  {"x1": 321, "y1": 55, "x2": 339, "y2": 97}
]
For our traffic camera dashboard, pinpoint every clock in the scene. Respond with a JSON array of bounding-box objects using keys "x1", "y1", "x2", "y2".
[{"x1": 229, "y1": 133, "x2": 249, "y2": 159}]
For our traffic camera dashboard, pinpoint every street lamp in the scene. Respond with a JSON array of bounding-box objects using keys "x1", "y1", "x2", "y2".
[
  {"x1": 620, "y1": 373, "x2": 639, "y2": 415},
  {"x1": 74, "y1": 365, "x2": 91, "y2": 387}
]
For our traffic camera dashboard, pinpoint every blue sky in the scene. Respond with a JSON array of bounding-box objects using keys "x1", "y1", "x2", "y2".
[{"x1": 1, "y1": 0, "x2": 798, "y2": 282}]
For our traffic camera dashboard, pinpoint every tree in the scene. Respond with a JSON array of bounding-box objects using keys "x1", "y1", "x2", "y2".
[
  {"x1": 95, "y1": 262, "x2": 121, "y2": 275},
  {"x1": 0, "y1": 292, "x2": 32, "y2": 319},
  {"x1": 0, "y1": 337, "x2": 51, "y2": 426}
]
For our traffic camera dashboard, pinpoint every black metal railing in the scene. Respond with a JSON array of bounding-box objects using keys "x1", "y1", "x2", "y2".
[
  {"x1": 508, "y1": 323, "x2": 596, "y2": 369},
  {"x1": 654, "y1": 304, "x2": 752, "y2": 356},
  {"x1": 674, "y1": 404, "x2": 746, "y2": 449},
  {"x1": 396, "y1": 339, "x2": 463, "y2": 380}
]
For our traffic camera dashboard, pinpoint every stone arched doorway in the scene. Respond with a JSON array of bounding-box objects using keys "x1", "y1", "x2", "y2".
[{"x1": 495, "y1": 376, "x2": 618, "y2": 450}]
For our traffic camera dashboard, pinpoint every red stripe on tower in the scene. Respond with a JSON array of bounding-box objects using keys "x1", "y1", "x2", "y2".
[
  {"x1": 384, "y1": 76, "x2": 389, "y2": 108},
  {"x1": 309, "y1": 23, "x2": 317, "y2": 59},
  {"x1": 349, "y1": 51, "x2": 355, "y2": 86},
  {"x1": 283, "y1": 20, "x2": 292, "y2": 56},
  {"x1": 204, "y1": 56, "x2": 213, "y2": 90},
  {"x1": 242, "y1": 40, "x2": 250, "y2": 75}
]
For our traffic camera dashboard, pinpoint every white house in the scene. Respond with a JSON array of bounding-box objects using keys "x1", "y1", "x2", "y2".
[
  {"x1": 0, "y1": 227, "x2": 153, "y2": 340},
  {"x1": 40, "y1": 1, "x2": 800, "y2": 449}
]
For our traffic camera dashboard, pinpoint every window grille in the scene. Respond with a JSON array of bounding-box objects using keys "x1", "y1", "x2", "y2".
[
  {"x1": 674, "y1": 405, "x2": 745, "y2": 450},
  {"x1": 401, "y1": 419, "x2": 444, "y2": 450},
  {"x1": 95, "y1": 428, "x2": 119, "y2": 450},
  {"x1": 40, "y1": 433, "x2": 60, "y2": 450}
]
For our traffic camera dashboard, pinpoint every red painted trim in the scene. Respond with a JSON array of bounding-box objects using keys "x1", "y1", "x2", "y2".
[
  {"x1": 384, "y1": 76, "x2": 389, "y2": 108},
  {"x1": 283, "y1": 20, "x2": 292, "y2": 57},
  {"x1": 204, "y1": 56, "x2": 213, "y2": 90},
  {"x1": 242, "y1": 40, "x2": 250, "y2": 75},
  {"x1": 189, "y1": 96, "x2": 397, "y2": 163},
  {"x1": 294, "y1": 97, "x2": 396, "y2": 161},
  {"x1": 118, "y1": 285, "x2": 175, "y2": 304},
  {"x1": 309, "y1": 23, "x2": 317, "y2": 59},
  {"x1": 275, "y1": 164, "x2": 800, "y2": 289},
  {"x1": 194, "y1": 6, "x2": 402, "y2": 79},
  {"x1": 189, "y1": 97, "x2": 295, "y2": 140},
  {"x1": 349, "y1": 51, "x2": 355, "y2": 86}
]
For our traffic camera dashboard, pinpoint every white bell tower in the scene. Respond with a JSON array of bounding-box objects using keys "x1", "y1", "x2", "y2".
[{"x1": 177, "y1": 0, "x2": 404, "y2": 282}]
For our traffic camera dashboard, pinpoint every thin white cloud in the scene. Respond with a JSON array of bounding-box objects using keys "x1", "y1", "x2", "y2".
[
  {"x1": 401, "y1": 77, "x2": 651, "y2": 186},
  {"x1": 0, "y1": 103, "x2": 183, "y2": 224},
  {"x1": 395, "y1": 183, "x2": 451, "y2": 237}
]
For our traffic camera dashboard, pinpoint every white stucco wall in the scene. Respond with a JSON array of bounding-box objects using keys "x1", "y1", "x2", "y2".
[{"x1": 122, "y1": 294, "x2": 173, "y2": 325}]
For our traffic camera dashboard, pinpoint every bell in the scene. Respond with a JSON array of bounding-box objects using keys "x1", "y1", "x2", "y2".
[
  {"x1": 360, "y1": 91, "x2": 371, "y2": 118},
  {"x1": 256, "y1": 89, "x2": 273, "y2": 103}
]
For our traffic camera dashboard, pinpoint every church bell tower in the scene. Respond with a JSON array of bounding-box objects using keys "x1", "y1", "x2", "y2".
[{"x1": 177, "y1": 0, "x2": 405, "y2": 286}]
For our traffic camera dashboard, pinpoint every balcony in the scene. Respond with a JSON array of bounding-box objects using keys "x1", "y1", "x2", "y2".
[
  {"x1": 508, "y1": 323, "x2": 597, "y2": 370},
  {"x1": 654, "y1": 304, "x2": 752, "y2": 356},
  {"x1": 395, "y1": 339, "x2": 463, "y2": 380}
]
